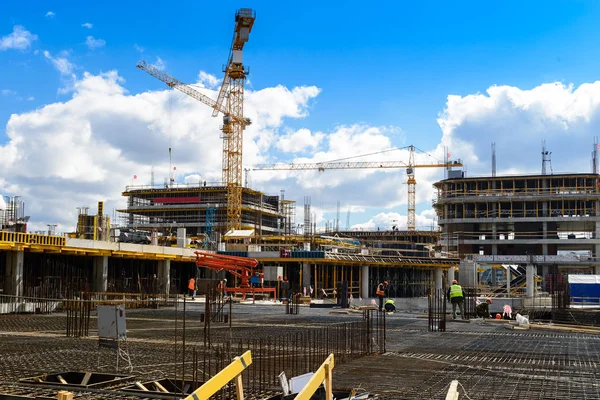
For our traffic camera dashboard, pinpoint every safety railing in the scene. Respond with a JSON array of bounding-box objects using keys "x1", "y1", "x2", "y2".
[
  {"x1": 434, "y1": 185, "x2": 600, "y2": 201},
  {"x1": 0, "y1": 231, "x2": 65, "y2": 246},
  {"x1": 440, "y1": 231, "x2": 598, "y2": 241},
  {"x1": 0, "y1": 293, "x2": 174, "y2": 315},
  {"x1": 569, "y1": 297, "x2": 600, "y2": 308},
  {"x1": 438, "y1": 208, "x2": 599, "y2": 219}
]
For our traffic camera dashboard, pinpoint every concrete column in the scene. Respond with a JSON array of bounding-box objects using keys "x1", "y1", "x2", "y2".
[
  {"x1": 434, "y1": 267, "x2": 443, "y2": 292},
  {"x1": 157, "y1": 260, "x2": 171, "y2": 295},
  {"x1": 302, "y1": 262, "x2": 311, "y2": 292},
  {"x1": 447, "y1": 266, "x2": 455, "y2": 287},
  {"x1": 93, "y1": 256, "x2": 108, "y2": 292},
  {"x1": 506, "y1": 265, "x2": 511, "y2": 298},
  {"x1": 595, "y1": 221, "x2": 600, "y2": 259},
  {"x1": 361, "y1": 265, "x2": 369, "y2": 299},
  {"x1": 526, "y1": 264, "x2": 535, "y2": 297},
  {"x1": 5, "y1": 250, "x2": 24, "y2": 297},
  {"x1": 492, "y1": 223, "x2": 497, "y2": 256},
  {"x1": 458, "y1": 260, "x2": 477, "y2": 287},
  {"x1": 176, "y1": 228, "x2": 187, "y2": 248},
  {"x1": 542, "y1": 222, "x2": 548, "y2": 256}
]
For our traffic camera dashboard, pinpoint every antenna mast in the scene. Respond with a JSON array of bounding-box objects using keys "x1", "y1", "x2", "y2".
[{"x1": 491, "y1": 142, "x2": 496, "y2": 177}]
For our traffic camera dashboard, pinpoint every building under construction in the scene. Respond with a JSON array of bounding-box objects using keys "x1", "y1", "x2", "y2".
[
  {"x1": 0, "y1": 196, "x2": 28, "y2": 233},
  {"x1": 118, "y1": 183, "x2": 294, "y2": 239},
  {"x1": 75, "y1": 201, "x2": 111, "y2": 241},
  {"x1": 433, "y1": 172, "x2": 600, "y2": 290}
]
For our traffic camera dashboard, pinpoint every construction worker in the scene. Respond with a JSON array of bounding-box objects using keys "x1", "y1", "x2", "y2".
[
  {"x1": 376, "y1": 281, "x2": 388, "y2": 312},
  {"x1": 384, "y1": 298, "x2": 396, "y2": 312},
  {"x1": 281, "y1": 277, "x2": 290, "y2": 300},
  {"x1": 447, "y1": 279, "x2": 465, "y2": 320},
  {"x1": 217, "y1": 278, "x2": 227, "y2": 300},
  {"x1": 188, "y1": 277, "x2": 196, "y2": 300},
  {"x1": 476, "y1": 297, "x2": 493, "y2": 318}
]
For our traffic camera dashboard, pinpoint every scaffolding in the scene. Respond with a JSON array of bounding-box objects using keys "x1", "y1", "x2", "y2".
[
  {"x1": 0, "y1": 196, "x2": 27, "y2": 233},
  {"x1": 76, "y1": 202, "x2": 110, "y2": 241},
  {"x1": 118, "y1": 184, "x2": 292, "y2": 237},
  {"x1": 203, "y1": 207, "x2": 216, "y2": 249},
  {"x1": 281, "y1": 200, "x2": 296, "y2": 236},
  {"x1": 433, "y1": 172, "x2": 600, "y2": 264}
]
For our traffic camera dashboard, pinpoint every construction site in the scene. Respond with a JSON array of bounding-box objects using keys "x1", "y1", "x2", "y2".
[{"x1": 2, "y1": 7, "x2": 600, "y2": 400}]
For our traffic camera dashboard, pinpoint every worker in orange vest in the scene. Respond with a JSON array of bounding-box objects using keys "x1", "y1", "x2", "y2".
[
  {"x1": 217, "y1": 278, "x2": 227, "y2": 299},
  {"x1": 376, "y1": 281, "x2": 388, "y2": 312},
  {"x1": 188, "y1": 277, "x2": 196, "y2": 300}
]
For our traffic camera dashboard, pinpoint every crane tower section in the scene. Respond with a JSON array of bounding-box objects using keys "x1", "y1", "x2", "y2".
[{"x1": 224, "y1": 8, "x2": 255, "y2": 232}]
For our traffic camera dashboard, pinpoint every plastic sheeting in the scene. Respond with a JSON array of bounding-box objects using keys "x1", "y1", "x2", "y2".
[{"x1": 568, "y1": 275, "x2": 600, "y2": 284}]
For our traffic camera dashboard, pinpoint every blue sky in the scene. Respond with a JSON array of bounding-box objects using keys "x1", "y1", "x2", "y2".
[
  {"x1": 2, "y1": 1, "x2": 600, "y2": 231},
  {"x1": 3, "y1": 1, "x2": 600, "y2": 141}
]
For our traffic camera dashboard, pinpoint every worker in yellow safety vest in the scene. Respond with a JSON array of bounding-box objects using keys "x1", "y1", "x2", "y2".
[
  {"x1": 376, "y1": 281, "x2": 388, "y2": 312},
  {"x1": 447, "y1": 279, "x2": 465, "y2": 320}
]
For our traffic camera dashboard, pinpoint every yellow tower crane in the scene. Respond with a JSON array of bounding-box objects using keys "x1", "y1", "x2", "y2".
[
  {"x1": 253, "y1": 145, "x2": 463, "y2": 231},
  {"x1": 137, "y1": 8, "x2": 256, "y2": 232}
]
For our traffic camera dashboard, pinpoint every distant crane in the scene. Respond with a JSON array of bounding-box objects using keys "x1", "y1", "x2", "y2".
[
  {"x1": 137, "y1": 8, "x2": 256, "y2": 232},
  {"x1": 253, "y1": 145, "x2": 463, "y2": 231}
]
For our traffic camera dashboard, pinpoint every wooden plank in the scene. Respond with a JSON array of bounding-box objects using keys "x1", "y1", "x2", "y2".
[
  {"x1": 445, "y1": 380, "x2": 459, "y2": 400},
  {"x1": 80, "y1": 372, "x2": 92, "y2": 386},
  {"x1": 184, "y1": 350, "x2": 252, "y2": 400},
  {"x1": 57, "y1": 391, "x2": 73, "y2": 400},
  {"x1": 325, "y1": 363, "x2": 333, "y2": 400},
  {"x1": 235, "y1": 374, "x2": 244, "y2": 400},
  {"x1": 295, "y1": 354, "x2": 335, "y2": 400},
  {"x1": 528, "y1": 324, "x2": 600, "y2": 335},
  {"x1": 57, "y1": 375, "x2": 68, "y2": 385},
  {"x1": 153, "y1": 381, "x2": 169, "y2": 393},
  {"x1": 135, "y1": 382, "x2": 149, "y2": 391}
]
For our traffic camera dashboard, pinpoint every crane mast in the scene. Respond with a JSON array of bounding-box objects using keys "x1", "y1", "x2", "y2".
[
  {"x1": 137, "y1": 8, "x2": 255, "y2": 233},
  {"x1": 224, "y1": 8, "x2": 255, "y2": 232},
  {"x1": 407, "y1": 145, "x2": 416, "y2": 231}
]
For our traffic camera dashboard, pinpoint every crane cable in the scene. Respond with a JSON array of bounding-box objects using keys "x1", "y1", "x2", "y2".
[{"x1": 316, "y1": 145, "x2": 445, "y2": 165}]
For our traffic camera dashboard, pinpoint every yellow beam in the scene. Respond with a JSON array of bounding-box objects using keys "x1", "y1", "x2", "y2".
[
  {"x1": 295, "y1": 353, "x2": 334, "y2": 400},
  {"x1": 184, "y1": 350, "x2": 252, "y2": 400}
]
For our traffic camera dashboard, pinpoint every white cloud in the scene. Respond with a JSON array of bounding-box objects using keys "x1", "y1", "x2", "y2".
[
  {"x1": 134, "y1": 43, "x2": 144, "y2": 53},
  {"x1": 27, "y1": 96, "x2": 34, "y2": 101},
  {"x1": 82, "y1": 23, "x2": 93, "y2": 29},
  {"x1": 0, "y1": 26, "x2": 38, "y2": 51},
  {"x1": 0, "y1": 71, "x2": 320, "y2": 230},
  {"x1": 42, "y1": 50, "x2": 77, "y2": 94},
  {"x1": 1, "y1": 89, "x2": 16, "y2": 96},
  {"x1": 45, "y1": 11, "x2": 55, "y2": 18},
  {"x1": 437, "y1": 81, "x2": 600, "y2": 175},
  {"x1": 197, "y1": 71, "x2": 220, "y2": 89},
  {"x1": 5, "y1": 72, "x2": 598, "y2": 231},
  {"x1": 351, "y1": 210, "x2": 437, "y2": 231},
  {"x1": 43, "y1": 50, "x2": 75, "y2": 76},
  {"x1": 249, "y1": 86, "x2": 321, "y2": 127},
  {"x1": 86, "y1": 36, "x2": 106, "y2": 50},
  {"x1": 155, "y1": 57, "x2": 166, "y2": 71},
  {"x1": 275, "y1": 128, "x2": 324, "y2": 153},
  {"x1": 253, "y1": 124, "x2": 401, "y2": 190}
]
